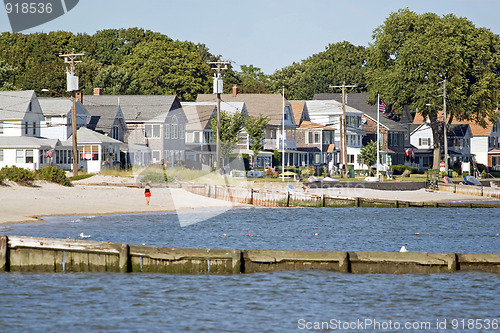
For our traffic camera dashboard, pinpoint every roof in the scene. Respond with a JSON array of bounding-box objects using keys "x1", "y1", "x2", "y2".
[
  {"x1": 67, "y1": 127, "x2": 122, "y2": 144},
  {"x1": 84, "y1": 95, "x2": 180, "y2": 123},
  {"x1": 413, "y1": 110, "x2": 498, "y2": 137},
  {"x1": 85, "y1": 105, "x2": 120, "y2": 133},
  {"x1": 314, "y1": 93, "x2": 406, "y2": 131},
  {"x1": 181, "y1": 103, "x2": 216, "y2": 130},
  {"x1": 289, "y1": 101, "x2": 308, "y2": 126},
  {"x1": 197, "y1": 94, "x2": 289, "y2": 126},
  {"x1": 0, "y1": 90, "x2": 41, "y2": 120},
  {"x1": 0, "y1": 136, "x2": 59, "y2": 148},
  {"x1": 298, "y1": 120, "x2": 334, "y2": 130},
  {"x1": 38, "y1": 97, "x2": 71, "y2": 117},
  {"x1": 305, "y1": 99, "x2": 364, "y2": 117}
]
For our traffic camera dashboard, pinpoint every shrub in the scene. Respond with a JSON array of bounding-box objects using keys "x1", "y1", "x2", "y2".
[
  {"x1": 35, "y1": 166, "x2": 71, "y2": 186},
  {"x1": 0, "y1": 166, "x2": 35, "y2": 185},
  {"x1": 141, "y1": 171, "x2": 168, "y2": 183},
  {"x1": 390, "y1": 164, "x2": 418, "y2": 175}
]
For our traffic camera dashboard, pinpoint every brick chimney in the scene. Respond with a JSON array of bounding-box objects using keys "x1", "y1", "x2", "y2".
[
  {"x1": 93, "y1": 87, "x2": 103, "y2": 95},
  {"x1": 75, "y1": 92, "x2": 83, "y2": 104},
  {"x1": 232, "y1": 85, "x2": 238, "y2": 97}
]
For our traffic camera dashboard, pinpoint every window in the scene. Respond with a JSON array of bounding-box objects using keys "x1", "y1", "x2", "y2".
[
  {"x1": 179, "y1": 124, "x2": 185, "y2": 139},
  {"x1": 314, "y1": 153, "x2": 320, "y2": 164},
  {"x1": 171, "y1": 116, "x2": 178, "y2": 139},
  {"x1": 152, "y1": 150, "x2": 160, "y2": 163},
  {"x1": 33, "y1": 122, "x2": 36, "y2": 135},
  {"x1": 419, "y1": 138, "x2": 431, "y2": 146},
  {"x1": 80, "y1": 145, "x2": 99, "y2": 161},
  {"x1": 193, "y1": 131, "x2": 200, "y2": 143},
  {"x1": 16, "y1": 150, "x2": 24, "y2": 163},
  {"x1": 164, "y1": 124, "x2": 170, "y2": 139},
  {"x1": 347, "y1": 154, "x2": 355, "y2": 164},
  {"x1": 24, "y1": 122, "x2": 28, "y2": 135},
  {"x1": 0, "y1": 121, "x2": 3, "y2": 134},
  {"x1": 145, "y1": 125, "x2": 152, "y2": 138},
  {"x1": 314, "y1": 132, "x2": 320, "y2": 144},
  {"x1": 204, "y1": 131, "x2": 212, "y2": 143},
  {"x1": 0, "y1": 149, "x2": 3, "y2": 161},
  {"x1": 145, "y1": 124, "x2": 160, "y2": 138},
  {"x1": 26, "y1": 150, "x2": 34, "y2": 163},
  {"x1": 153, "y1": 124, "x2": 160, "y2": 138},
  {"x1": 112, "y1": 125, "x2": 119, "y2": 140},
  {"x1": 28, "y1": 101, "x2": 32, "y2": 112}
]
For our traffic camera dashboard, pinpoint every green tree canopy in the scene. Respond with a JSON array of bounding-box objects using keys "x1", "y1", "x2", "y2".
[
  {"x1": 268, "y1": 41, "x2": 368, "y2": 99},
  {"x1": 210, "y1": 111, "x2": 246, "y2": 170},
  {"x1": 121, "y1": 40, "x2": 211, "y2": 100},
  {"x1": 244, "y1": 114, "x2": 270, "y2": 166},
  {"x1": 358, "y1": 140, "x2": 378, "y2": 175},
  {"x1": 367, "y1": 9, "x2": 500, "y2": 168}
]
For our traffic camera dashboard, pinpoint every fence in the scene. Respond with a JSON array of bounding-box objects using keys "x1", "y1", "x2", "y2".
[{"x1": 181, "y1": 183, "x2": 500, "y2": 208}]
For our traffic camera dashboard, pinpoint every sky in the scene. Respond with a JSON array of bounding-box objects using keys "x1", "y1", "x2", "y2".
[{"x1": 1, "y1": 0, "x2": 499, "y2": 74}]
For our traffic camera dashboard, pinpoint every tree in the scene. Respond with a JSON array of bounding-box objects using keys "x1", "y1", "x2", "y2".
[
  {"x1": 367, "y1": 9, "x2": 500, "y2": 169},
  {"x1": 237, "y1": 65, "x2": 268, "y2": 93},
  {"x1": 94, "y1": 65, "x2": 140, "y2": 95},
  {"x1": 358, "y1": 140, "x2": 378, "y2": 175},
  {"x1": 244, "y1": 114, "x2": 270, "y2": 167},
  {"x1": 267, "y1": 41, "x2": 368, "y2": 99},
  {"x1": 210, "y1": 111, "x2": 246, "y2": 171},
  {"x1": 121, "y1": 40, "x2": 211, "y2": 100}
]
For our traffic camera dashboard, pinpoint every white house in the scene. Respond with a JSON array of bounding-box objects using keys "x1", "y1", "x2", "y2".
[
  {"x1": 0, "y1": 136, "x2": 60, "y2": 170},
  {"x1": 38, "y1": 97, "x2": 90, "y2": 141},
  {"x1": 0, "y1": 90, "x2": 63, "y2": 170},
  {"x1": 0, "y1": 90, "x2": 44, "y2": 137},
  {"x1": 66, "y1": 127, "x2": 122, "y2": 173},
  {"x1": 305, "y1": 100, "x2": 365, "y2": 170}
]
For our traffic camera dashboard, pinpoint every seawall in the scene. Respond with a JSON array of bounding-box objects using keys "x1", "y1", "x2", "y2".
[{"x1": 1, "y1": 235, "x2": 499, "y2": 274}]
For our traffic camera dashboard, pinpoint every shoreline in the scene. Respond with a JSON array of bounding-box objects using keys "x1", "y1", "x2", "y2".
[{"x1": 1, "y1": 176, "x2": 498, "y2": 225}]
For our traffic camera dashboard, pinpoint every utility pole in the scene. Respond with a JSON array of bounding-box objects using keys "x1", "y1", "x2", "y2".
[
  {"x1": 59, "y1": 50, "x2": 84, "y2": 177},
  {"x1": 207, "y1": 61, "x2": 231, "y2": 174},
  {"x1": 442, "y1": 78, "x2": 448, "y2": 173},
  {"x1": 329, "y1": 82, "x2": 357, "y2": 178}
]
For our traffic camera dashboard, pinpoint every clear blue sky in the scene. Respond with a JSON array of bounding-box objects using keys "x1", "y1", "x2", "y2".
[{"x1": 1, "y1": 0, "x2": 498, "y2": 74}]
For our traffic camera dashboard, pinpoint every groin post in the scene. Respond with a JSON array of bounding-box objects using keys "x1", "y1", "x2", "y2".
[
  {"x1": 0, "y1": 235, "x2": 8, "y2": 272},
  {"x1": 119, "y1": 244, "x2": 130, "y2": 273}
]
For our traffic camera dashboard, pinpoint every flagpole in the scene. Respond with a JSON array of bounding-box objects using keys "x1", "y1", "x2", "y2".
[
  {"x1": 376, "y1": 94, "x2": 380, "y2": 179},
  {"x1": 281, "y1": 86, "x2": 285, "y2": 182}
]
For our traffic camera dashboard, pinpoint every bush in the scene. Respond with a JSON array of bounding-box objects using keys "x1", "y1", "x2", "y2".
[
  {"x1": 0, "y1": 166, "x2": 35, "y2": 185},
  {"x1": 390, "y1": 164, "x2": 418, "y2": 175},
  {"x1": 35, "y1": 166, "x2": 71, "y2": 186}
]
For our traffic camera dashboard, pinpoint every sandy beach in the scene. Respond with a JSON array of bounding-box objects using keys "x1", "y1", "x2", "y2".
[
  {"x1": 0, "y1": 175, "x2": 497, "y2": 224},
  {"x1": 0, "y1": 176, "x2": 246, "y2": 224}
]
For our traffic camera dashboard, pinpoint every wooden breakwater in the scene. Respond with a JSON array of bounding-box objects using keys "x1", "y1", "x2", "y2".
[
  {"x1": 438, "y1": 183, "x2": 500, "y2": 199},
  {"x1": 181, "y1": 183, "x2": 500, "y2": 208},
  {"x1": 1, "y1": 235, "x2": 499, "y2": 274}
]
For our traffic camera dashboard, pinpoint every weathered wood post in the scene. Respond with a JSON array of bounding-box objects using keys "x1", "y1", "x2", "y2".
[
  {"x1": 250, "y1": 188, "x2": 254, "y2": 205},
  {"x1": 119, "y1": 244, "x2": 130, "y2": 273},
  {"x1": 286, "y1": 191, "x2": 291, "y2": 207},
  {"x1": 338, "y1": 251, "x2": 350, "y2": 273},
  {"x1": 0, "y1": 235, "x2": 9, "y2": 272},
  {"x1": 322, "y1": 195, "x2": 326, "y2": 207},
  {"x1": 448, "y1": 253, "x2": 458, "y2": 272}
]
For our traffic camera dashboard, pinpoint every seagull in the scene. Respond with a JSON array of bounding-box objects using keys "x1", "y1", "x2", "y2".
[
  {"x1": 78, "y1": 232, "x2": 91, "y2": 238},
  {"x1": 400, "y1": 245, "x2": 408, "y2": 252}
]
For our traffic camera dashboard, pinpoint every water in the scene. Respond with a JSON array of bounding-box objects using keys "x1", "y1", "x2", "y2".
[{"x1": 1, "y1": 207, "x2": 499, "y2": 332}]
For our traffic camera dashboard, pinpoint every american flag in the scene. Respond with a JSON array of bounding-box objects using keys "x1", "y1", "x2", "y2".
[
  {"x1": 43, "y1": 149, "x2": 54, "y2": 158},
  {"x1": 379, "y1": 99, "x2": 387, "y2": 114}
]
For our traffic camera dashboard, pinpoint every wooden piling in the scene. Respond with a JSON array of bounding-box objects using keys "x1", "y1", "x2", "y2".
[{"x1": 0, "y1": 235, "x2": 8, "y2": 272}]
